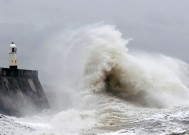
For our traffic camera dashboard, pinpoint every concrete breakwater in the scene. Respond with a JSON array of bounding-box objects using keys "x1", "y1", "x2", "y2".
[{"x1": 0, "y1": 68, "x2": 49, "y2": 116}]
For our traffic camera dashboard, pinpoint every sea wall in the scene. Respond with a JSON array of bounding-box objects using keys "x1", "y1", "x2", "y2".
[{"x1": 0, "y1": 68, "x2": 49, "y2": 116}]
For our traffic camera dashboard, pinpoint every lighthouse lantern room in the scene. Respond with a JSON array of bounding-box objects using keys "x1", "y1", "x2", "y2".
[{"x1": 9, "y1": 42, "x2": 18, "y2": 69}]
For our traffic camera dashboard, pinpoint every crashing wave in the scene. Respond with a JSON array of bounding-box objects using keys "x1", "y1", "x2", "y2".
[{"x1": 82, "y1": 24, "x2": 189, "y2": 108}]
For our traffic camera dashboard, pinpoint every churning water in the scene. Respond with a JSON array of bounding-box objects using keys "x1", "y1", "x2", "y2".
[{"x1": 4, "y1": 24, "x2": 189, "y2": 135}]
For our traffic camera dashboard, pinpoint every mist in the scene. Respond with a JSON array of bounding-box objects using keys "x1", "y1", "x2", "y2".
[
  {"x1": 1, "y1": 0, "x2": 189, "y2": 110},
  {"x1": 28, "y1": 23, "x2": 189, "y2": 111},
  {"x1": 1, "y1": 1, "x2": 189, "y2": 132}
]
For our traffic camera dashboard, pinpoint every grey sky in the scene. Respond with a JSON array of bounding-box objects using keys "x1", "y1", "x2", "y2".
[{"x1": 0, "y1": 0, "x2": 189, "y2": 83}]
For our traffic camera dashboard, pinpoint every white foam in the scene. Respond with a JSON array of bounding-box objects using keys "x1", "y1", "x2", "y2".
[
  {"x1": 29, "y1": 23, "x2": 189, "y2": 134},
  {"x1": 51, "y1": 109, "x2": 97, "y2": 134}
]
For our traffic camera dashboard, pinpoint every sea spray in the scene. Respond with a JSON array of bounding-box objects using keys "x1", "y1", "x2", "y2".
[
  {"x1": 51, "y1": 109, "x2": 97, "y2": 135},
  {"x1": 81, "y1": 24, "x2": 189, "y2": 108},
  {"x1": 32, "y1": 24, "x2": 189, "y2": 134}
]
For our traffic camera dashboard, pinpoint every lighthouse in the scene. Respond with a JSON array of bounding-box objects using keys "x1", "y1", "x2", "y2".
[
  {"x1": 9, "y1": 42, "x2": 18, "y2": 69},
  {"x1": 0, "y1": 42, "x2": 49, "y2": 116}
]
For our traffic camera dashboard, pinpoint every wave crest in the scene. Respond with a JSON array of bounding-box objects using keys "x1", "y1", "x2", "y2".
[{"x1": 83, "y1": 24, "x2": 189, "y2": 108}]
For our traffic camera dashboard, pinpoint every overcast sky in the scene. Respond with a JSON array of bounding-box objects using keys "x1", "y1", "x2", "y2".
[{"x1": 0, "y1": 0, "x2": 189, "y2": 83}]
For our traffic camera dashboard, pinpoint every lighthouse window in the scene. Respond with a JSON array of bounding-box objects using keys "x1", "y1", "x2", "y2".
[{"x1": 12, "y1": 48, "x2": 15, "y2": 52}]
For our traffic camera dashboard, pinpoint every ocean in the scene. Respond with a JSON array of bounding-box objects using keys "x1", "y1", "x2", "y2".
[{"x1": 1, "y1": 24, "x2": 189, "y2": 135}]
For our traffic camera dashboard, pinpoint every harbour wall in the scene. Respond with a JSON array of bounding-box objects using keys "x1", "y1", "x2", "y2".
[{"x1": 0, "y1": 68, "x2": 49, "y2": 116}]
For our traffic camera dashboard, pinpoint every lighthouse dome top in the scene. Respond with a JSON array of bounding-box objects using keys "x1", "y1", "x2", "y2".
[{"x1": 10, "y1": 42, "x2": 16, "y2": 48}]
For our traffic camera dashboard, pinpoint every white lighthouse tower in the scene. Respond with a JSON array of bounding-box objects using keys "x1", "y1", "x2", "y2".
[{"x1": 9, "y1": 42, "x2": 18, "y2": 69}]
